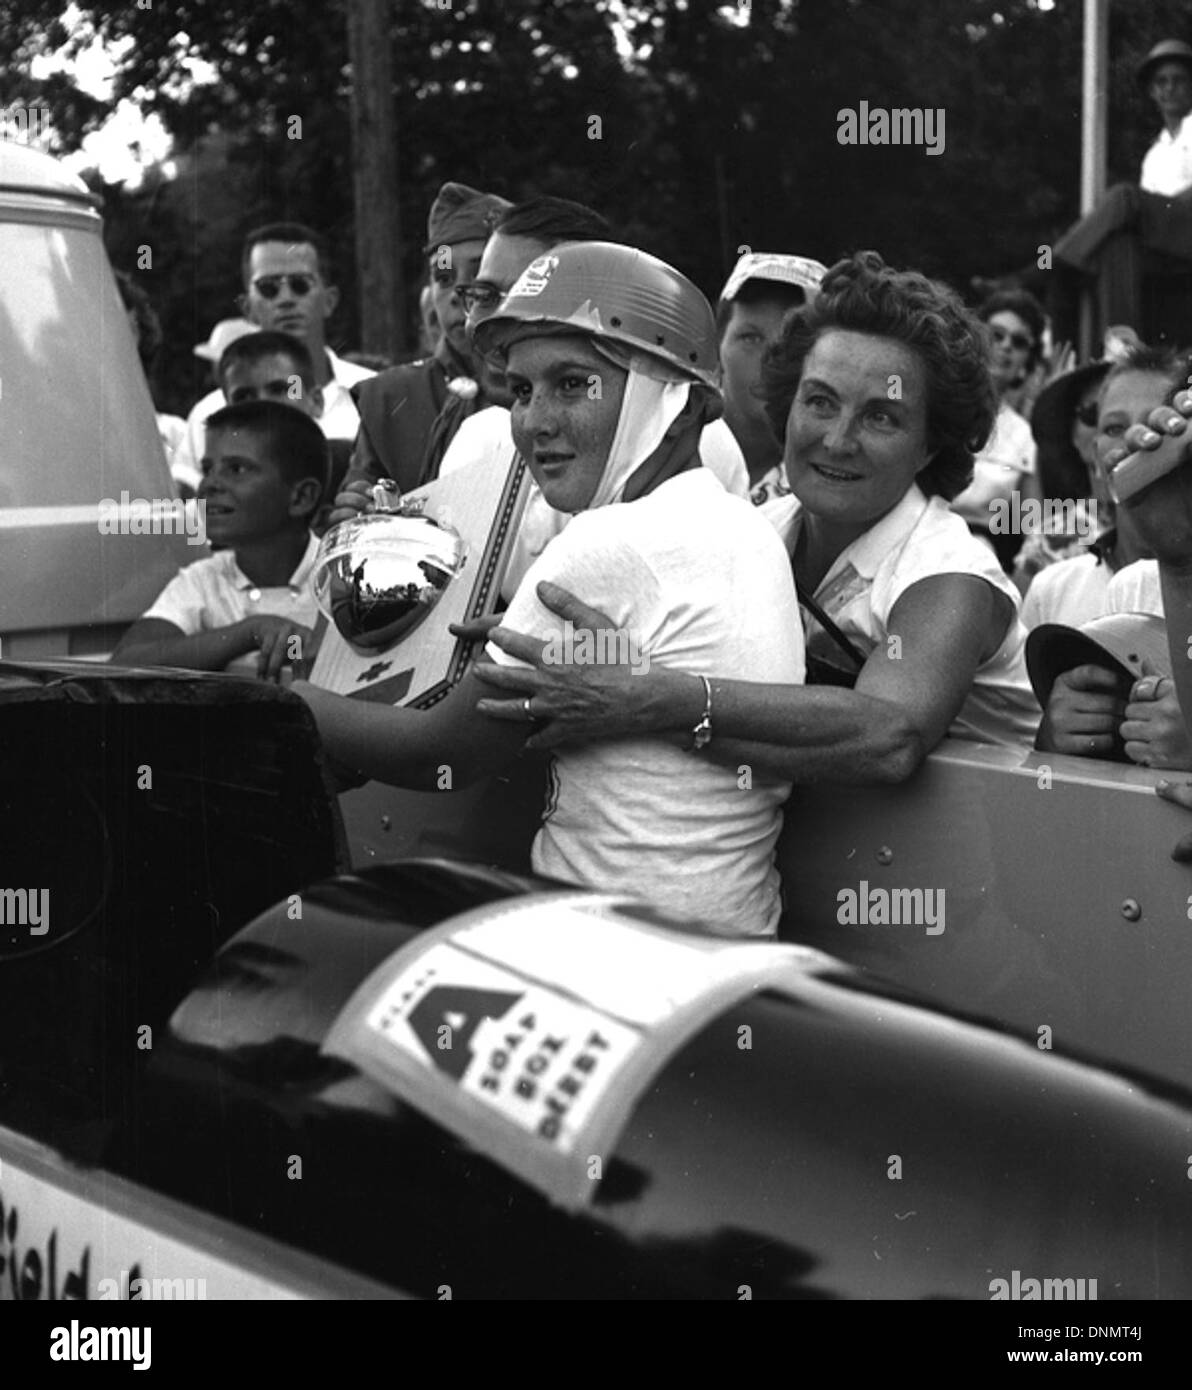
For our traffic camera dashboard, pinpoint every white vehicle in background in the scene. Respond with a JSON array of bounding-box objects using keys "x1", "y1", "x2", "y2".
[{"x1": 0, "y1": 141, "x2": 190, "y2": 659}]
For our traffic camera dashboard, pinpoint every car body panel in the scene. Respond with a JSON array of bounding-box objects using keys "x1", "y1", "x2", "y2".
[
  {"x1": 0, "y1": 1123, "x2": 403, "y2": 1301},
  {"x1": 1, "y1": 661, "x2": 1190, "y2": 1299},
  {"x1": 324, "y1": 738, "x2": 1192, "y2": 1090},
  {"x1": 109, "y1": 864, "x2": 1192, "y2": 1298},
  {"x1": 0, "y1": 143, "x2": 192, "y2": 655},
  {"x1": 779, "y1": 740, "x2": 1192, "y2": 1090}
]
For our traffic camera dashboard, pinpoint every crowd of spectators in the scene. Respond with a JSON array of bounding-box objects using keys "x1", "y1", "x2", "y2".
[{"x1": 107, "y1": 35, "x2": 1192, "y2": 934}]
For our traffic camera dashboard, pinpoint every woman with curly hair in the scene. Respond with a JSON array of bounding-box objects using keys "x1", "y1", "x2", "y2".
[{"x1": 475, "y1": 250, "x2": 1041, "y2": 777}]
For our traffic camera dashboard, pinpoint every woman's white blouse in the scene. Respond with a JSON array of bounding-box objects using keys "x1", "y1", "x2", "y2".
[{"x1": 764, "y1": 483, "x2": 1040, "y2": 744}]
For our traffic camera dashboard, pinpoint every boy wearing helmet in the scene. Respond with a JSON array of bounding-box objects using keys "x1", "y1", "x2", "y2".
[{"x1": 295, "y1": 242, "x2": 805, "y2": 938}]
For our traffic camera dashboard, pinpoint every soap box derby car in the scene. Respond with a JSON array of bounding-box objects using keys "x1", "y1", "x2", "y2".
[
  {"x1": 3, "y1": 661, "x2": 1192, "y2": 1303},
  {"x1": 3, "y1": 141, "x2": 1192, "y2": 1303}
]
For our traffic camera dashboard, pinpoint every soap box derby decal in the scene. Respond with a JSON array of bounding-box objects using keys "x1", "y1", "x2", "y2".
[{"x1": 322, "y1": 893, "x2": 825, "y2": 1209}]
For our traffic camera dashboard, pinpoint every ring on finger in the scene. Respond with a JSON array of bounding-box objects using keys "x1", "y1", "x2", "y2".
[{"x1": 523, "y1": 697, "x2": 537, "y2": 722}]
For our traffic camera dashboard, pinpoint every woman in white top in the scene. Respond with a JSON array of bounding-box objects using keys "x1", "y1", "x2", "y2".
[
  {"x1": 295, "y1": 242, "x2": 805, "y2": 937},
  {"x1": 949, "y1": 289, "x2": 1044, "y2": 570},
  {"x1": 473, "y1": 251, "x2": 1041, "y2": 777}
]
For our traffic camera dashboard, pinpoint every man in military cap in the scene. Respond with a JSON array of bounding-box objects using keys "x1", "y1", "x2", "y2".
[
  {"x1": 346, "y1": 181, "x2": 511, "y2": 494},
  {"x1": 1052, "y1": 38, "x2": 1192, "y2": 338}
]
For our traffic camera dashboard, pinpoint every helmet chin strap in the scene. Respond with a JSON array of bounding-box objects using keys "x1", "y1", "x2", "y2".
[
  {"x1": 585, "y1": 345, "x2": 723, "y2": 510},
  {"x1": 621, "y1": 386, "x2": 721, "y2": 505},
  {"x1": 587, "y1": 371, "x2": 690, "y2": 510}
]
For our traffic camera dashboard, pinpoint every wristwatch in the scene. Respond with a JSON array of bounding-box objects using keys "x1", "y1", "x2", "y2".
[{"x1": 689, "y1": 675, "x2": 713, "y2": 752}]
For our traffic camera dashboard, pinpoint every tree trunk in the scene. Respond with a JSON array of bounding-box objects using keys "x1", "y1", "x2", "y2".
[{"x1": 346, "y1": 0, "x2": 406, "y2": 359}]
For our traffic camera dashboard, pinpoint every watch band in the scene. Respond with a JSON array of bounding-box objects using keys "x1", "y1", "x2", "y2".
[{"x1": 689, "y1": 675, "x2": 713, "y2": 752}]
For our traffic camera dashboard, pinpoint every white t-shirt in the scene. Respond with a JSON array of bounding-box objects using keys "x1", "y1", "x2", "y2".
[
  {"x1": 440, "y1": 406, "x2": 750, "y2": 601},
  {"x1": 487, "y1": 469, "x2": 805, "y2": 939},
  {"x1": 1107, "y1": 558, "x2": 1164, "y2": 616},
  {"x1": 764, "y1": 484, "x2": 1039, "y2": 744},
  {"x1": 949, "y1": 401, "x2": 1037, "y2": 530},
  {"x1": 172, "y1": 349, "x2": 376, "y2": 494},
  {"x1": 1141, "y1": 113, "x2": 1192, "y2": 199},
  {"x1": 1021, "y1": 552, "x2": 1114, "y2": 630},
  {"x1": 143, "y1": 533, "x2": 320, "y2": 637}
]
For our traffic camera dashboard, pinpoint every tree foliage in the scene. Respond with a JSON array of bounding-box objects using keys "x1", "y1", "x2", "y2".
[{"x1": 4, "y1": 0, "x2": 1189, "y2": 410}]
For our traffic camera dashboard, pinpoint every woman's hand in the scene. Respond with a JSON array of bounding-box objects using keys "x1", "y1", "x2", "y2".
[
  {"x1": 448, "y1": 614, "x2": 502, "y2": 645},
  {"x1": 1121, "y1": 673, "x2": 1192, "y2": 770},
  {"x1": 1045, "y1": 339, "x2": 1077, "y2": 382},
  {"x1": 1106, "y1": 391, "x2": 1192, "y2": 570},
  {"x1": 473, "y1": 580, "x2": 674, "y2": 751}
]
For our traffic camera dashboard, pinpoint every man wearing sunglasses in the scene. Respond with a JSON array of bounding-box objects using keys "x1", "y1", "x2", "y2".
[{"x1": 172, "y1": 223, "x2": 375, "y2": 495}]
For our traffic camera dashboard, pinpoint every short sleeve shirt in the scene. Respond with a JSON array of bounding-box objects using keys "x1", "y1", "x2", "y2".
[
  {"x1": 1141, "y1": 113, "x2": 1192, "y2": 198},
  {"x1": 487, "y1": 470, "x2": 805, "y2": 939},
  {"x1": 950, "y1": 400, "x2": 1037, "y2": 529},
  {"x1": 1020, "y1": 552, "x2": 1114, "y2": 630},
  {"x1": 1106, "y1": 558, "x2": 1164, "y2": 617},
  {"x1": 143, "y1": 533, "x2": 321, "y2": 636},
  {"x1": 764, "y1": 483, "x2": 1040, "y2": 744},
  {"x1": 439, "y1": 406, "x2": 752, "y2": 602}
]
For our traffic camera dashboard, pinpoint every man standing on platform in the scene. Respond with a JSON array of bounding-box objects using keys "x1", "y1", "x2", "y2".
[{"x1": 1052, "y1": 39, "x2": 1192, "y2": 340}]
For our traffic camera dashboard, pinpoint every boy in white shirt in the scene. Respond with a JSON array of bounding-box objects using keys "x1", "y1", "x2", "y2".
[{"x1": 112, "y1": 400, "x2": 327, "y2": 681}]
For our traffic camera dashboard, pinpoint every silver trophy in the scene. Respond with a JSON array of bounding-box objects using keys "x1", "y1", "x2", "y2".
[{"x1": 313, "y1": 482, "x2": 467, "y2": 651}]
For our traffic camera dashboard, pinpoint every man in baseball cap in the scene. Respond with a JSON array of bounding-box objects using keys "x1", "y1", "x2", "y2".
[{"x1": 715, "y1": 251, "x2": 827, "y2": 503}]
